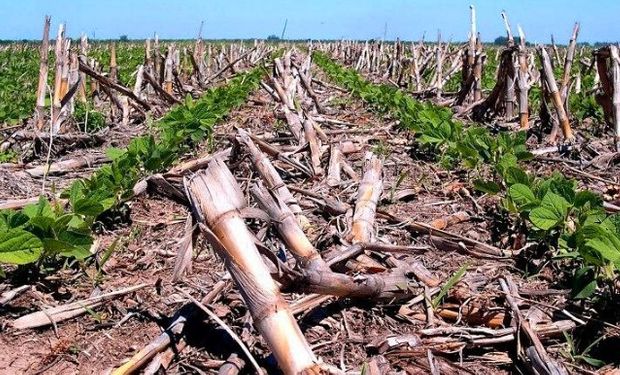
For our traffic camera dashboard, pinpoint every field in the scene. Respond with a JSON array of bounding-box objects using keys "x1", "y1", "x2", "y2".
[{"x1": 0, "y1": 9, "x2": 619, "y2": 375}]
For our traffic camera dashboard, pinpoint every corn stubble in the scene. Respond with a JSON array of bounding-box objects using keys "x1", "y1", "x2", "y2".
[{"x1": 185, "y1": 159, "x2": 326, "y2": 374}]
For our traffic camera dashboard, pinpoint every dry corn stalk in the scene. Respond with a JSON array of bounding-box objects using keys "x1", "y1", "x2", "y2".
[
  {"x1": 610, "y1": 46, "x2": 620, "y2": 150},
  {"x1": 237, "y1": 129, "x2": 309, "y2": 227},
  {"x1": 560, "y1": 23, "x2": 580, "y2": 101},
  {"x1": 78, "y1": 34, "x2": 88, "y2": 102},
  {"x1": 251, "y1": 181, "x2": 327, "y2": 272},
  {"x1": 110, "y1": 42, "x2": 118, "y2": 82},
  {"x1": 171, "y1": 213, "x2": 194, "y2": 282},
  {"x1": 59, "y1": 39, "x2": 70, "y2": 103},
  {"x1": 184, "y1": 159, "x2": 321, "y2": 374},
  {"x1": 326, "y1": 144, "x2": 342, "y2": 186},
  {"x1": 517, "y1": 25, "x2": 529, "y2": 129},
  {"x1": 52, "y1": 23, "x2": 65, "y2": 120},
  {"x1": 251, "y1": 182, "x2": 417, "y2": 300},
  {"x1": 303, "y1": 118, "x2": 324, "y2": 176},
  {"x1": 164, "y1": 46, "x2": 174, "y2": 94},
  {"x1": 538, "y1": 46, "x2": 574, "y2": 143},
  {"x1": 26, "y1": 154, "x2": 108, "y2": 178},
  {"x1": 34, "y1": 16, "x2": 51, "y2": 130},
  {"x1": 12, "y1": 284, "x2": 146, "y2": 329},
  {"x1": 348, "y1": 152, "x2": 383, "y2": 243},
  {"x1": 79, "y1": 60, "x2": 152, "y2": 110}
]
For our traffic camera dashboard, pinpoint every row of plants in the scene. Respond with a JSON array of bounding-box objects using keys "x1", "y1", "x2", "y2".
[
  {"x1": 0, "y1": 46, "x2": 40, "y2": 125},
  {"x1": 0, "y1": 43, "x2": 124, "y2": 127},
  {"x1": 0, "y1": 42, "x2": 199, "y2": 127},
  {"x1": 313, "y1": 51, "x2": 620, "y2": 299},
  {"x1": 0, "y1": 65, "x2": 266, "y2": 275}
]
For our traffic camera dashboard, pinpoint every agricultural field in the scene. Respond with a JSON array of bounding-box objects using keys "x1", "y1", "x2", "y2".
[{"x1": 0, "y1": 5, "x2": 620, "y2": 375}]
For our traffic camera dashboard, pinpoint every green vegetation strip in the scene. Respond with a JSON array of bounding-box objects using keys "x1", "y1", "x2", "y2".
[
  {"x1": 0, "y1": 47, "x2": 40, "y2": 125},
  {"x1": 0, "y1": 66, "x2": 265, "y2": 271},
  {"x1": 313, "y1": 51, "x2": 620, "y2": 298},
  {"x1": 0, "y1": 44, "x2": 147, "y2": 126}
]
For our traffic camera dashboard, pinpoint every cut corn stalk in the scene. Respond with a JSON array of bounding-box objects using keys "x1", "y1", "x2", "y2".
[
  {"x1": 184, "y1": 159, "x2": 322, "y2": 374},
  {"x1": 348, "y1": 152, "x2": 383, "y2": 243}
]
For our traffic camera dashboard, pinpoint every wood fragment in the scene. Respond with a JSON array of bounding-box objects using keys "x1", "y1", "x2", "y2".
[
  {"x1": 12, "y1": 284, "x2": 147, "y2": 330},
  {"x1": 0, "y1": 197, "x2": 41, "y2": 210},
  {"x1": 0, "y1": 285, "x2": 31, "y2": 306},
  {"x1": 171, "y1": 213, "x2": 194, "y2": 283},
  {"x1": 237, "y1": 129, "x2": 309, "y2": 227},
  {"x1": 25, "y1": 154, "x2": 108, "y2": 178},
  {"x1": 429, "y1": 211, "x2": 471, "y2": 230},
  {"x1": 327, "y1": 145, "x2": 342, "y2": 186},
  {"x1": 79, "y1": 60, "x2": 152, "y2": 111},
  {"x1": 348, "y1": 152, "x2": 383, "y2": 243},
  {"x1": 499, "y1": 277, "x2": 568, "y2": 375},
  {"x1": 113, "y1": 280, "x2": 228, "y2": 375}
]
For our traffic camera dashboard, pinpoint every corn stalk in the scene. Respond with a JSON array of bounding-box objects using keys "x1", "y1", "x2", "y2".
[
  {"x1": 538, "y1": 46, "x2": 574, "y2": 143},
  {"x1": 34, "y1": 16, "x2": 51, "y2": 130},
  {"x1": 184, "y1": 159, "x2": 321, "y2": 374}
]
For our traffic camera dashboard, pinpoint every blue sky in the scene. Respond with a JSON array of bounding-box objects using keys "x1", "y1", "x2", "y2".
[{"x1": 0, "y1": 0, "x2": 618, "y2": 43}]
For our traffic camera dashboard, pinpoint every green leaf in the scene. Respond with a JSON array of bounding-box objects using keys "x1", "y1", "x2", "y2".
[
  {"x1": 66, "y1": 180, "x2": 85, "y2": 206},
  {"x1": 585, "y1": 237, "x2": 620, "y2": 263},
  {"x1": 105, "y1": 147, "x2": 127, "y2": 160},
  {"x1": 473, "y1": 179, "x2": 501, "y2": 194},
  {"x1": 496, "y1": 153, "x2": 518, "y2": 175},
  {"x1": 22, "y1": 197, "x2": 53, "y2": 219},
  {"x1": 530, "y1": 207, "x2": 562, "y2": 230},
  {"x1": 547, "y1": 173, "x2": 577, "y2": 203},
  {"x1": 529, "y1": 191, "x2": 571, "y2": 230},
  {"x1": 42, "y1": 237, "x2": 92, "y2": 260},
  {"x1": 0, "y1": 210, "x2": 29, "y2": 230},
  {"x1": 432, "y1": 263, "x2": 468, "y2": 308},
  {"x1": 580, "y1": 356, "x2": 605, "y2": 367},
  {"x1": 515, "y1": 148, "x2": 534, "y2": 161},
  {"x1": 582, "y1": 210, "x2": 608, "y2": 228},
  {"x1": 607, "y1": 213, "x2": 620, "y2": 235},
  {"x1": 508, "y1": 183, "x2": 537, "y2": 209},
  {"x1": 73, "y1": 198, "x2": 105, "y2": 217},
  {"x1": 543, "y1": 191, "x2": 571, "y2": 211},
  {"x1": 0, "y1": 229, "x2": 43, "y2": 264},
  {"x1": 28, "y1": 216, "x2": 55, "y2": 232},
  {"x1": 573, "y1": 279, "x2": 597, "y2": 299},
  {"x1": 503, "y1": 166, "x2": 530, "y2": 186},
  {"x1": 574, "y1": 190, "x2": 602, "y2": 209}
]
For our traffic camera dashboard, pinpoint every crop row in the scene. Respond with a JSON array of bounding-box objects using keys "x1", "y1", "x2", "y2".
[
  {"x1": 313, "y1": 52, "x2": 620, "y2": 299},
  {"x1": 0, "y1": 65, "x2": 265, "y2": 274}
]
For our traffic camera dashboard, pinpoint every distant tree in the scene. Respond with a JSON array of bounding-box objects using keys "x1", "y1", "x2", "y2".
[
  {"x1": 119, "y1": 35, "x2": 129, "y2": 42},
  {"x1": 493, "y1": 35, "x2": 531, "y2": 46},
  {"x1": 267, "y1": 34, "x2": 280, "y2": 41}
]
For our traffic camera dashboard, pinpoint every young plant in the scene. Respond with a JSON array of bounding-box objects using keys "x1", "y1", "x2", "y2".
[{"x1": 0, "y1": 65, "x2": 266, "y2": 274}]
